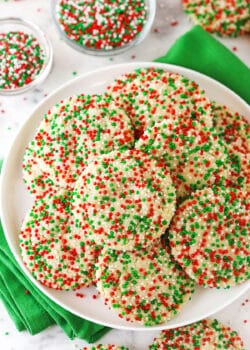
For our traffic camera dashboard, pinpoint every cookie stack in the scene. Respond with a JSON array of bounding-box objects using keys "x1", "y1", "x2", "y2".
[{"x1": 20, "y1": 68, "x2": 250, "y2": 326}]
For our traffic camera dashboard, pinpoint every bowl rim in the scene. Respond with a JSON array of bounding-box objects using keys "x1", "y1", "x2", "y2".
[
  {"x1": 0, "y1": 17, "x2": 53, "y2": 96},
  {"x1": 51, "y1": 0, "x2": 156, "y2": 56}
]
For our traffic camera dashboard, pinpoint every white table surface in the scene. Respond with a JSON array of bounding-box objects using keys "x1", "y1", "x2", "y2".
[{"x1": 0, "y1": 1, "x2": 250, "y2": 349}]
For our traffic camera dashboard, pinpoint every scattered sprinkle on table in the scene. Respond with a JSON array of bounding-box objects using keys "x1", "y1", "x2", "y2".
[
  {"x1": 56, "y1": 0, "x2": 147, "y2": 51},
  {"x1": 0, "y1": 31, "x2": 45, "y2": 90},
  {"x1": 75, "y1": 292, "x2": 85, "y2": 298},
  {"x1": 170, "y1": 20, "x2": 178, "y2": 26}
]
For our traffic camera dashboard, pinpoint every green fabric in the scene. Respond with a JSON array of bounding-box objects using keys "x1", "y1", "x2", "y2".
[
  {"x1": 155, "y1": 25, "x2": 250, "y2": 105},
  {"x1": 0, "y1": 162, "x2": 109, "y2": 342}
]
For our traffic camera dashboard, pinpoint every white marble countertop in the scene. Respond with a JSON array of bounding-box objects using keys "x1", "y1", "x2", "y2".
[{"x1": 0, "y1": 1, "x2": 250, "y2": 349}]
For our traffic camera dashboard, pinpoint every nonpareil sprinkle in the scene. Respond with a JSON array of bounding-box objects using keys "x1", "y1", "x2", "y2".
[
  {"x1": 182, "y1": 0, "x2": 250, "y2": 37},
  {"x1": 149, "y1": 319, "x2": 245, "y2": 349},
  {"x1": 56, "y1": 0, "x2": 148, "y2": 50},
  {"x1": 82, "y1": 346, "x2": 129, "y2": 350},
  {"x1": 0, "y1": 31, "x2": 45, "y2": 90},
  {"x1": 96, "y1": 240, "x2": 194, "y2": 325}
]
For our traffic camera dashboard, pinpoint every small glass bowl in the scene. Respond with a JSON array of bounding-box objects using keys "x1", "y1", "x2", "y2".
[
  {"x1": 52, "y1": 0, "x2": 156, "y2": 56},
  {"x1": 0, "y1": 17, "x2": 53, "y2": 96}
]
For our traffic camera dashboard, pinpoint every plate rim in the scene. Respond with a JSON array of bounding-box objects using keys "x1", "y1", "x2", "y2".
[{"x1": 1, "y1": 61, "x2": 250, "y2": 331}]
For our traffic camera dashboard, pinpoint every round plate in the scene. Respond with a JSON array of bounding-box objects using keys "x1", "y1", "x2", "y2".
[{"x1": 0, "y1": 62, "x2": 250, "y2": 331}]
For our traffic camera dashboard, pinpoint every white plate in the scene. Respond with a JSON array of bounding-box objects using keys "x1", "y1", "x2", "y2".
[{"x1": 1, "y1": 62, "x2": 250, "y2": 331}]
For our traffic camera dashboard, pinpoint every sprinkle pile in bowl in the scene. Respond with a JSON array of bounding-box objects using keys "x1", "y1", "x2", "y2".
[
  {"x1": 20, "y1": 67, "x2": 250, "y2": 326},
  {"x1": 0, "y1": 18, "x2": 53, "y2": 95},
  {"x1": 53, "y1": 0, "x2": 156, "y2": 55}
]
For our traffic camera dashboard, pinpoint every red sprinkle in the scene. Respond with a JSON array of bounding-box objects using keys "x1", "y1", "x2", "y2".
[
  {"x1": 75, "y1": 292, "x2": 85, "y2": 298},
  {"x1": 171, "y1": 20, "x2": 178, "y2": 26}
]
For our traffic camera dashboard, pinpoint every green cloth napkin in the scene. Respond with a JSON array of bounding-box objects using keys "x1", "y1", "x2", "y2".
[
  {"x1": 155, "y1": 25, "x2": 250, "y2": 105},
  {"x1": 0, "y1": 160, "x2": 110, "y2": 342}
]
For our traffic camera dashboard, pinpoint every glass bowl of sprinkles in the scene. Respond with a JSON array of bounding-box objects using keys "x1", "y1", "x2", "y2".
[
  {"x1": 0, "y1": 17, "x2": 53, "y2": 95},
  {"x1": 52, "y1": 0, "x2": 156, "y2": 56}
]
